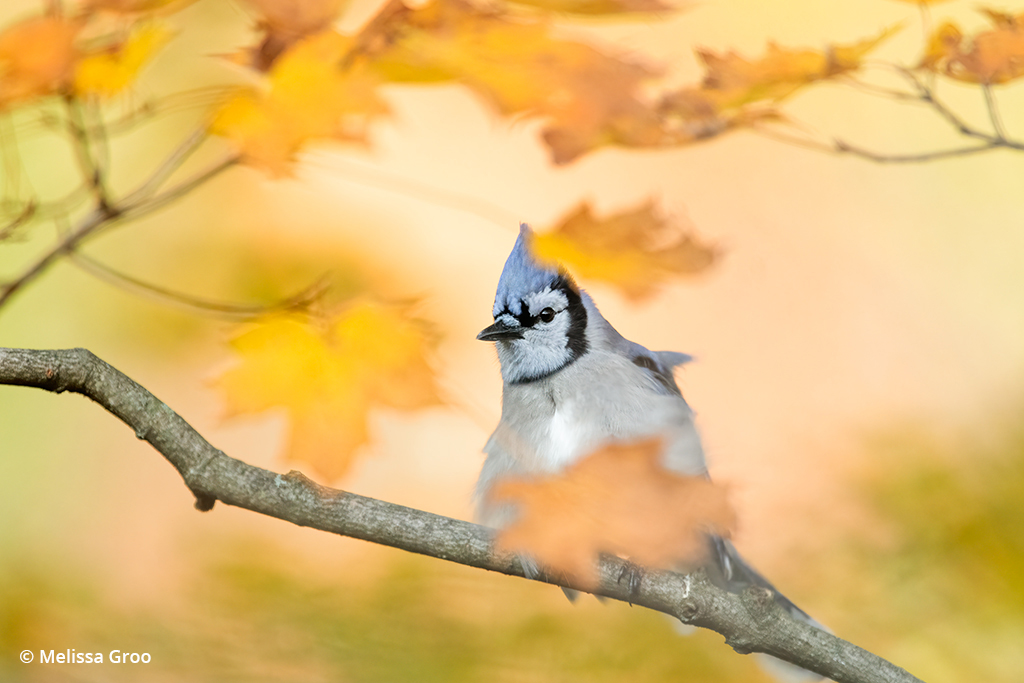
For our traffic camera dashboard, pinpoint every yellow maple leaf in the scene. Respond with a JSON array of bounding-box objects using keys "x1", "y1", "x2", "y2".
[
  {"x1": 920, "y1": 10, "x2": 1024, "y2": 84},
  {"x1": 489, "y1": 438, "x2": 736, "y2": 590},
  {"x1": 74, "y1": 24, "x2": 172, "y2": 98},
  {"x1": 210, "y1": 29, "x2": 387, "y2": 175},
  {"x1": 217, "y1": 302, "x2": 442, "y2": 481},
  {"x1": 0, "y1": 16, "x2": 81, "y2": 107},
  {"x1": 648, "y1": 27, "x2": 896, "y2": 147},
  {"x1": 530, "y1": 201, "x2": 717, "y2": 300},
  {"x1": 888, "y1": 0, "x2": 953, "y2": 4},
  {"x1": 697, "y1": 25, "x2": 901, "y2": 109}
]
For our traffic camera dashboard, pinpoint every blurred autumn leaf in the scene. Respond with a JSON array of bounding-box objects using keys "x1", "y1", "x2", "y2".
[
  {"x1": 210, "y1": 29, "x2": 387, "y2": 175},
  {"x1": 490, "y1": 438, "x2": 735, "y2": 589},
  {"x1": 74, "y1": 23, "x2": 172, "y2": 98},
  {"x1": 919, "y1": 9, "x2": 1024, "y2": 84},
  {"x1": 240, "y1": 0, "x2": 349, "y2": 70},
  {"x1": 653, "y1": 26, "x2": 899, "y2": 151},
  {"x1": 366, "y1": 0, "x2": 665, "y2": 164},
  {"x1": 216, "y1": 301, "x2": 442, "y2": 481},
  {"x1": 530, "y1": 201, "x2": 716, "y2": 300},
  {"x1": 0, "y1": 14, "x2": 173, "y2": 107},
  {"x1": 0, "y1": 16, "x2": 81, "y2": 106},
  {"x1": 695, "y1": 25, "x2": 900, "y2": 108}
]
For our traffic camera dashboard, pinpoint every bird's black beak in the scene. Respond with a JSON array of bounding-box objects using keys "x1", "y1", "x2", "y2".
[{"x1": 477, "y1": 319, "x2": 524, "y2": 342}]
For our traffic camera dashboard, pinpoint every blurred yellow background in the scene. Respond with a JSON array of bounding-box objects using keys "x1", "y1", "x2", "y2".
[{"x1": 2, "y1": 0, "x2": 1023, "y2": 681}]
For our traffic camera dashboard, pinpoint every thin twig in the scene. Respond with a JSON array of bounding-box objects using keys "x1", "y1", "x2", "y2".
[
  {"x1": 750, "y1": 125, "x2": 838, "y2": 154},
  {"x1": 898, "y1": 68, "x2": 989, "y2": 141},
  {"x1": 120, "y1": 154, "x2": 238, "y2": 219},
  {"x1": 833, "y1": 138, "x2": 998, "y2": 163},
  {"x1": 0, "y1": 155, "x2": 237, "y2": 312},
  {"x1": 918, "y1": 3, "x2": 932, "y2": 39},
  {"x1": 63, "y1": 94, "x2": 111, "y2": 209},
  {"x1": 119, "y1": 127, "x2": 210, "y2": 206},
  {"x1": 0, "y1": 183, "x2": 92, "y2": 223},
  {"x1": 70, "y1": 250, "x2": 330, "y2": 319},
  {"x1": 839, "y1": 76, "x2": 919, "y2": 102},
  {"x1": 0, "y1": 207, "x2": 109, "y2": 309},
  {"x1": 98, "y1": 89, "x2": 228, "y2": 137},
  {"x1": 981, "y1": 83, "x2": 1008, "y2": 141},
  {"x1": 0, "y1": 202, "x2": 36, "y2": 241},
  {"x1": 88, "y1": 101, "x2": 113, "y2": 178}
]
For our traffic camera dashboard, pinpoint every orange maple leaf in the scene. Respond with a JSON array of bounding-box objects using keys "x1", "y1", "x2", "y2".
[
  {"x1": 368, "y1": 0, "x2": 663, "y2": 164},
  {"x1": 0, "y1": 16, "x2": 82, "y2": 107},
  {"x1": 920, "y1": 10, "x2": 1024, "y2": 84},
  {"x1": 489, "y1": 438, "x2": 736, "y2": 590},
  {"x1": 216, "y1": 301, "x2": 442, "y2": 481},
  {"x1": 210, "y1": 29, "x2": 387, "y2": 175},
  {"x1": 530, "y1": 201, "x2": 717, "y2": 300}
]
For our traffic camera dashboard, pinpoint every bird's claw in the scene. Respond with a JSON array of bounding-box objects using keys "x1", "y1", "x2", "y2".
[{"x1": 617, "y1": 560, "x2": 646, "y2": 602}]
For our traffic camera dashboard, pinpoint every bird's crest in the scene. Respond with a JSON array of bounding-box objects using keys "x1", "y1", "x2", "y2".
[{"x1": 493, "y1": 224, "x2": 564, "y2": 317}]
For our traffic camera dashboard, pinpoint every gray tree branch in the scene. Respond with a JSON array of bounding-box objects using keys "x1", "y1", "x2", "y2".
[{"x1": 0, "y1": 347, "x2": 923, "y2": 683}]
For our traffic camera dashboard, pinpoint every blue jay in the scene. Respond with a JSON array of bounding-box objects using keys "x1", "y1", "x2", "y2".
[{"x1": 475, "y1": 224, "x2": 823, "y2": 680}]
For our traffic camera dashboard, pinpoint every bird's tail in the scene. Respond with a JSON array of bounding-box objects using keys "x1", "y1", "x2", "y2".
[{"x1": 705, "y1": 536, "x2": 828, "y2": 683}]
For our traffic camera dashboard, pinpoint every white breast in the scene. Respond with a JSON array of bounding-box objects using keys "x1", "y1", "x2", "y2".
[{"x1": 539, "y1": 401, "x2": 592, "y2": 471}]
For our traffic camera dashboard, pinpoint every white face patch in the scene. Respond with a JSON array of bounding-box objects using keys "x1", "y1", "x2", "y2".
[{"x1": 494, "y1": 286, "x2": 580, "y2": 384}]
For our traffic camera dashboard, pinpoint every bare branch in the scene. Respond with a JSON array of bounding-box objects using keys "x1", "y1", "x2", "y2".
[
  {"x1": 898, "y1": 69, "x2": 990, "y2": 142},
  {"x1": 763, "y1": 67, "x2": 1024, "y2": 163},
  {"x1": 839, "y1": 76, "x2": 920, "y2": 102},
  {"x1": 115, "y1": 155, "x2": 238, "y2": 226},
  {"x1": 751, "y1": 125, "x2": 838, "y2": 154},
  {"x1": 832, "y1": 139, "x2": 999, "y2": 163},
  {"x1": 0, "y1": 346, "x2": 926, "y2": 683},
  {"x1": 70, "y1": 250, "x2": 330, "y2": 319},
  {"x1": 981, "y1": 84, "x2": 1008, "y2": 142},
  {"x1": 0, "y1": 201, "x2": 36, "y2": 240},
  {"x1": 63, "y1": 94, "x2": 111, "y2": 209},
  {"x1": 0, "y1": 154, "x2": 236, "y2": 312},
  {"x1": 0, "y1": 207, "x2": 108, "y2": 309},
  {"x1": 119, "y1": 127, "x2": 210, "y2": 206}
]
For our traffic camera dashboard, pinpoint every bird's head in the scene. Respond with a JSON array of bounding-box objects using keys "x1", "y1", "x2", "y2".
[{"x1": 477, "y1": 224, "x2": 589, "y2": 384}]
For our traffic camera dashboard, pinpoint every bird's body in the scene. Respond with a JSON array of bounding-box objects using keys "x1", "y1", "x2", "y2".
[
  {"x1": 476, "y1": 290, "x2": 704, "y2": 527},
  {"x1": 474, "y1": 226, "x2": 823, "y2": 681}
]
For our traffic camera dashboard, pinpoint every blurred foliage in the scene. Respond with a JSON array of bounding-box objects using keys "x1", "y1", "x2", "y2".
[
  {"x1": 217, "y1": 301, "x2": 443, "y2": 480},
  {"x1": 0, "y1": 539, "x2": 771, "y2": 683},
  {"x1": 799, "y1": 415, "x2": 1024, "y2": 683},
  {"x1": 530, "y1": 202, "x2": 717, "y2": 301}
]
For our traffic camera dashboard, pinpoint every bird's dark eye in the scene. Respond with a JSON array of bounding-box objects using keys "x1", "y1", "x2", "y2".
[{"x1": 538, "y1": 307, "x2": 555, "y2": 323}]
